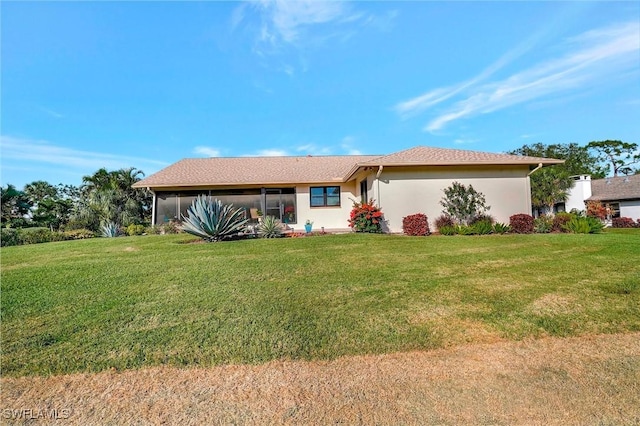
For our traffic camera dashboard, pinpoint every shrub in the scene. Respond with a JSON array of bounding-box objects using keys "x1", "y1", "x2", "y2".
[
  {"x1": 62, "y1": 229, "x2": 96, "y2": 239},
  {"x1": 509, "y1": 214, "x2": 534, "y2": 234},
  {"x1": 101, "y1": 222, "x2": 121, "y2": 238},
  {"x1": 181, "y1": 196, "x2": 248, "y2": 242},
  {"x1": 348, "y1": 199, "x2": 384, "y2": 233},
  {"x1": 586, "y1": 201, "x2": 608, "y2": 220},
  {"x1": 552, "y1": 212, "x2": 574, "y2": 232},
  {"x1": 438, "y1": 225, "x2": 457, "y2": 236},
  {"x1": 456, "y1": 225, "x2": 475, "y2": 235},
  {"x1": 402, "y1": 213, "x2": 430, "y2": 236},
  {"x1": 470, "y1": 214, "x2": 495, "y2": 225},
  {"x1": 612, "y1": 217, "x2": 637, "y2": 228},
  {"x1": 534, "y1": 215, "x2": 553, "y2": 233},
  {"x1": 20, "y1": 227, "x2": 65, "y2": 244},
  {"x1": 471, "y1": 219, "x2": 493, "y2": 235},
  {"x1": 1, "y1": 228, "x2": 20, "y2": 247},
  {"x1": 159, "y1": 221, "x2": 181, "y2": 235},
  {"x1": 434, "y1": 214, "x2": 454, "y2": 230},
  {"x1": 126, "y1": 224, "x2": 145, "y2": 236},
  {"x1": 563, "y1": 217, "x2": 604, "y2": 234},
  {"x1": 258, "y1": 215, "x2": 284, "y2": 238},
  {"x1": 440, "y1": 182, "x2": 490, "y2": 225},
  {"x1": 492, "y1": 223, "x2": 511, "y2": 234}
]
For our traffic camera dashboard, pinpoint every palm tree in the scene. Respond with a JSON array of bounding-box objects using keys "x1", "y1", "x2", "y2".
[{"x1": 530, "y1": 168, "x2": 573, "y2": 215}]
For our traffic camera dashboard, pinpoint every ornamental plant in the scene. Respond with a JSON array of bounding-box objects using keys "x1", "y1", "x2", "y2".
[
  {"x1": 509, "y1": 214, "x2": 534, "y2": 234},
  {"x1": 348, "y1": 199, "x2": 384, "y2": 233},
  {"x1": 402, "y1": 213, "x2": 430, "y2": 236},
  {"x1": 181, "y1": 196, "x2": 248, "y2": 242},
  {"x1": 440, "y1": 182, "x2": 490, "y2": 226},
  {"x1": 586, "y1": 201, "x2": 608, "y2": 220}
]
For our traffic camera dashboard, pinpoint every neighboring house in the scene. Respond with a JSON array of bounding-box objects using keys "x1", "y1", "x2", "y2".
[
  {"x1": 564, "y1": 174, "x2": 640, "y2": 220},
  {"x1": 132, "y1": 146, "x2": 562, "y2": 233}
]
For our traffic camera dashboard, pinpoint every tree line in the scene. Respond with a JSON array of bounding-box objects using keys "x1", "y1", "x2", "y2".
[
  {"x1": 508, "y1": 139, "x2": 639, "y2": 214},
  {"x1": 1, "y1": 167, "x2": 152, "y2": 231}
]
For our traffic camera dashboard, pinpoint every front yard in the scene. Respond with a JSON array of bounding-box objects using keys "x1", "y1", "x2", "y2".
[{"x1": 1, "y1": 232, "x2": 639, "y2": 377}]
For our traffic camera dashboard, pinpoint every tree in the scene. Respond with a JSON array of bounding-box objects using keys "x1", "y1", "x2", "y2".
[
  {"x1": 509, "y1": 142, "x2": 607, "y2": 214},
  {"x1": 509, "y1": 142, "x2": 607, "y2": 178},
  {"x1": 529, "y1": 168, "x2": 573, "y2": 214},
  {"x1": 440, "y1": 182, "x2": 489, "y2": 225},
  {"x1": 587, "y1": 140, "x2": 640, "y2": 176},
  {"x1": 72, "y1": 168, "x2": 152, "y2": 230},
  {"x1": 1, "y1": 184, "x2": 32, "y2": 228}
]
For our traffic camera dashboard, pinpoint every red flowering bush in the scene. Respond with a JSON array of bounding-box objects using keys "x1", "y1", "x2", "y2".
[
  {"x1": 434, "y1": 214, "x2": 454, "y2": 230},
  {"x1": 348, "y1": 199, "x2": 384, "y2": 233},
  {"x1": 612, "y1": 217, "x2": 637, "y2": 228},
  {"x1": 586, "y1": 201, "x2": 608, "y2": 220},
  {"x1": 509, "y1": 213, "x2": 534, "y2": 234},
  {"x1": 402, "y1": 213, "x2": 430, "y2": 236}
]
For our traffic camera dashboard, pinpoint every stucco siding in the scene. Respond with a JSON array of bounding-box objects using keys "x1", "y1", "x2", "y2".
[
  {"x1": 620, "y1": 200, "x2": 640, "y2": 220},
  {"x1": 375, "y1": 166, "x2": 532, "y2": 232},
  {"x1": 294, "y1": 182, "x2": 357, "y2": 232}
]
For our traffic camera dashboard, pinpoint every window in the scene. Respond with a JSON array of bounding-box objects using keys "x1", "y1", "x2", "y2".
[
  {"x1": 310, "y1": 186, "x2": 340, "y2": 207},
  {"x1": 360, "y1": 180, "x2": 368, "y2": 204}
]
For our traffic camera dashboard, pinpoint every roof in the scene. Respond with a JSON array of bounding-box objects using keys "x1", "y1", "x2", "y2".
[
  {"x1": 588, "y1": 174, "x2": 640, "y2": 202},
  {"x1": 133, "y1": 145, "x2": 563, "y2": 189},
  {"x1": 133, "y1": 155, "x2": 379, "y2": 188}
]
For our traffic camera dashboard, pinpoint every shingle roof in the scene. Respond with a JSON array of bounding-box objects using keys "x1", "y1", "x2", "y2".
[
  {"x1": 133, "y1": 145, "x2": 563, "y2": 189},
  {"x1": 588, "y1": 174, "x2": 640, "y2": 201},
  {"x1": 132, "y1": 155, "x2": 379, "y2": 188},
  {"x1": 357, "y1": 146, "x2": 564, "y2": 167}
]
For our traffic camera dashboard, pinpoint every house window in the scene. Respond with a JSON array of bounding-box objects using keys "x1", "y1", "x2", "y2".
[
  {"x1": 360, "y1": 180, "x2": 368, "y2": 204},
  {"x1": 310, "y1": 186, "x2": 340, "y2": 207},
  {"x1": 608, "y1": 202, "x2": 620, "y2": 218}
]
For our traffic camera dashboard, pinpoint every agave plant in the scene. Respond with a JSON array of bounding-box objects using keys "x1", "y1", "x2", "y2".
[
  {"x1": 181, "y1": 196, "x2": 248, "y2": 242},
  {"x1": 258, "y1": 215, "x2": 283, "y2": 238},
  {"x1": 100, "y1": 221, "x2": 121, "y2": 238}
]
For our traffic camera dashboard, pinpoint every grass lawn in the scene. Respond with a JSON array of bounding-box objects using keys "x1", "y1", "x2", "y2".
[{"x1": 1, "y1": 232, "x2": 639, "y2": 377}]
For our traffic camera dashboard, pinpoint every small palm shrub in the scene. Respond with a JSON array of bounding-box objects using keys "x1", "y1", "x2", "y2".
[
  {"x1": 258, "y1": 215, "x2": 284, "y2": 238},
  {"x1": 348, "y1": 199, "x2": 384, "y2": 233},
  {"x1": 534, "y1": 215, "x2": 553, "y2": 233},
  {"x1": 439, "y1": 225, "x2": 457, "y2": 236},
  {"x1": 563, "y1": 217, "x2": 604, "y2": 234},
  {"x1": 509, "y1": 214, "x2": 534, "y2": 234},
  {"x1": 181, "y1": 196, "x2": 248, "y2": 242},
  {"x1": 402, "y1": 213, "x2": 430, "y2": 236},
  {"x1": 471, "y1": 219, "x2": 493, "y2": 235},
  {"x1": 552, "y1": 212, "x2": 574, "y2": 232},
  {"x1": 492, "y1": 223, "x2": 511, "y2": 234},
  {"x1": 101, "y1": 221, "x2": 121, "y2": 238}
]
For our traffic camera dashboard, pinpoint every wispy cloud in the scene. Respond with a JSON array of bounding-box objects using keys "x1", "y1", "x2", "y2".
[
  {"x1": 193, "y1": 146, "x2": 221, "y2": 157},
  {"x1": 295, "y1": 143, "x2": 333, "y2": 155},
  {"x1": 38, "y1": 106, "x2": 64, "y2": 119},
  {"x1": 235, "y1": 0, "x2": 395, "y2": 74},
  {"x1": 396, "y1": 21, "x2": 640, "y2": 133},
  {"x1": 340, "y1": 136, "x2": 363, "y2": 155},
  {"x1": 0, "y1": 135, "x2": 168, "y2": 174}
]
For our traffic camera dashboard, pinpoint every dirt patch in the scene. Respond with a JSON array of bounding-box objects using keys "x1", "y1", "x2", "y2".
[
  {"x1": 123, "y1": 246, "x2": 139, "y2": 252},
  {"x1": 2, "y1": 333, "x2": 639, "y2": 425}
]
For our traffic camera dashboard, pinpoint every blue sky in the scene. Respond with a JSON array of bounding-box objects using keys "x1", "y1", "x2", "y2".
[{"x1": 2, "y1": 1, "x2": 639, "y2": 188}]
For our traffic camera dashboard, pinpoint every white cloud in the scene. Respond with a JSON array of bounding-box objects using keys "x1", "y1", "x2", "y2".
[
  {"x1": 0, "y1": 135, "x2": 168, "y2": 173},
  {"x1": 295, "y1": 143, "x2": 333, "y2": 155},
  {"x1": 340, "y1": 136, "x2": 363, "y2": 155},
  {"x1": 395, "y1": 21, "x2": 640, "y2": 133},
  {"x1": 193, "y1": 146, "x2": 221, "y2": 157}
]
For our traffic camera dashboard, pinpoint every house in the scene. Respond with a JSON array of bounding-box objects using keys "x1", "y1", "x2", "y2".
[
  {"x1": 132, "y1": 146, "x2": 562, "y2": 233},
  {"x1": 564, "y1": 174, "x2": 640, "y2": 219}
]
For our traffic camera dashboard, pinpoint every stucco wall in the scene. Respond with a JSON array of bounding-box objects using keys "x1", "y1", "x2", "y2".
[
  {"x1": 620, "y1": 200, "x2": 640, "y2": 220},
  {"x1": 371, "y1": 165, "x2": 533, "y2": 233},
  {"x1": 294, "y1": 182, "x2": 357, "y2": 232}
]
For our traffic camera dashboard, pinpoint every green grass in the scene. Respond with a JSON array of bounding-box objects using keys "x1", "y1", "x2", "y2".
[{"x1": 2, "y1": 233, "x2": 639, "y2": 377}]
